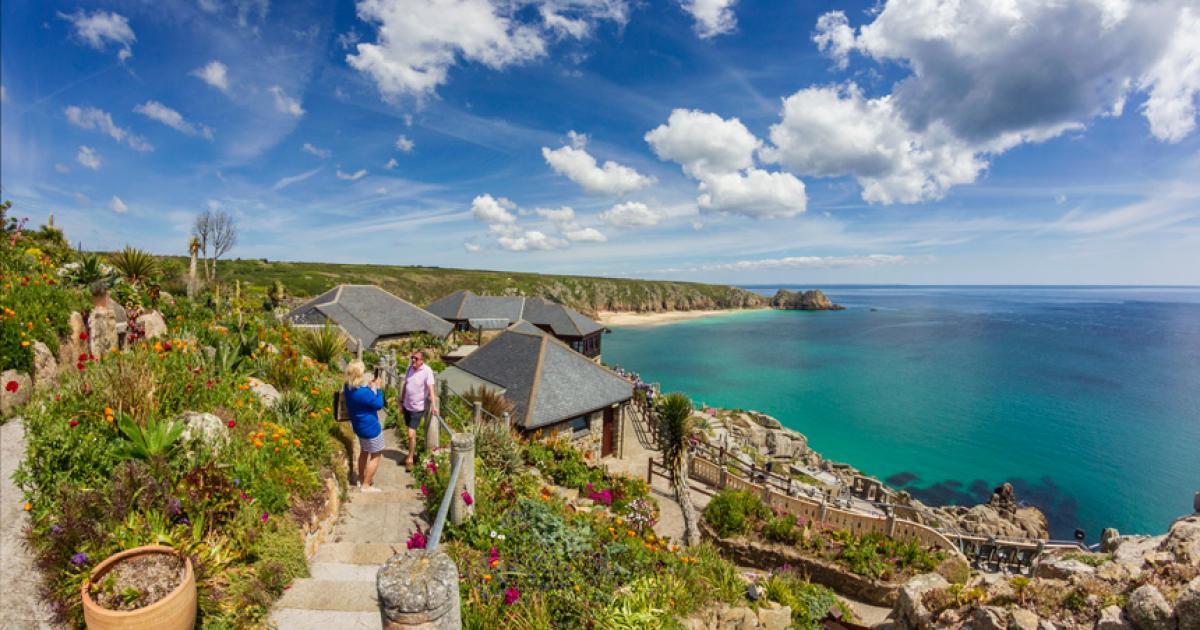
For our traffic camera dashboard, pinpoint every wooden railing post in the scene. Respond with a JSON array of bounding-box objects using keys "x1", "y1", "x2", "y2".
[
  {"x1": 472, "y1": 401, "x2": 483, "y2": 424},
  {"x1": 646, "y1": 458, "x2": 654, "y2": 485}
]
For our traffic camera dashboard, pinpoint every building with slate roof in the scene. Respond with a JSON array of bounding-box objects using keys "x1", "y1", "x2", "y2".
[
  {"x1": 425, "y1": 290, "x2": 607, "y2": 359},
  {"x1": 440, "y1": 321, "x2": 631, "y2": 459},
  {"x1": 288, "y1": 285, "x2": 453, "y2": 349}
]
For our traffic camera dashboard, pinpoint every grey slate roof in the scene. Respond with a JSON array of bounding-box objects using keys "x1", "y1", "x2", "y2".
[
  {"x1": 453, "y1": 322, "x2": 631, "y2": 429},
  {"x1": 424, "y1": 291, "x2": 605, "y2": 338},
  {"x1": 287, "y1": 285, "x2": 453, "y2": 347}
]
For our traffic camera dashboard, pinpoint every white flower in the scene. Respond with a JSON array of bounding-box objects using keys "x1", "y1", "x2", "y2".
[
  {"x1": 497, "y1": 534, "x2": 506, "y2": 541},
  {"x1": 489, "y1": 531, "x2": 498, "y2": 539}
]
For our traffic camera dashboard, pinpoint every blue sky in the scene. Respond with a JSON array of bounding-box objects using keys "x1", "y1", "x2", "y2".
[{"x1": 2, "y1": 0, "x2": 1198, "y2": 285}]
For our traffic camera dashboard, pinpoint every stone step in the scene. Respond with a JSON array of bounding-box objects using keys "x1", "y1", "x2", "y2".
[
  {"x1": 312, "y1": 542, "x2": 398, "y2": 565},
  {"x1": 274, "y1": 578, "x2": 378, "y2": 613},
  {"x1": 310, "y1": 562, "x2": 381, "y2": 583},
  {"x1": 336, "y1": 503, "x2": 425, "y2": 544},
  {"x1": 347, "y1": 489, "x2": 420, "y2": 506},
  {"x1": 269, "y1": 608, "x2": 383, "y2": 629}
]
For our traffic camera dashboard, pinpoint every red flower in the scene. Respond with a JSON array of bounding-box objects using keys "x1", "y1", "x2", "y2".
[
  {"x1": 78, "y1": 353, "x2": 88, "y2": 362},
  {"x1": 76, "y1": 362, "x2": 86, "y2": 371},
  {"x1": 68, "y1": 420, "x2": 78, "y2": 428},
  {"x1": 79, "y1": 331, "x2": 88, "y2": 341},
  {"x1": 4, "y1": 381, "x2": 18, "y2": 393},
  {"x1": 228, "y1": 420, "x2": 236, "y2": 428},
  {"x1": 162, "y1": 341, "x2": 172, "y2": 352}
]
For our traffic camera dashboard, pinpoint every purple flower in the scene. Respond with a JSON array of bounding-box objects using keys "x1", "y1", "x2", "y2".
[
  {"x1": 50, "y1": 525, "x2": 62, "y2": 535},
  {"x1": 461, "y1": 491, "x2": 473, "y2": 507},
  {"x1": 70, "y1": 552, "x2": 88, "y2": 565},
  {"x1": 233, "y1": 478, "x2": 240, "y2": 486},
  {"x1": 167, "y1": 498, "x2": 182, "y2": 518},
  {"x1": 504, "y1": 587, "x2": 520, "y2": 605}
]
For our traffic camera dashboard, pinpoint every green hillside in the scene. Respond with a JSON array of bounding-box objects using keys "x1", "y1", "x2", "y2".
[{"x1": 166, "y1": 257, "x2": 765, "y2": 315}]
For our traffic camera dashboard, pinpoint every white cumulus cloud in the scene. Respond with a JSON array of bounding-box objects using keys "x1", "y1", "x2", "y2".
[
  {"x1": 395, "y1": 134, "x2": 415, "y2": 152},
  {"x1": 564, "y1": 227, "x2": 607, "y2": 242},
  {"x1": 698, "y1": 168, "x2": 807, "y2": 218},
  {"x1": 601, "y1": 201, "x2": 663, "y2": 228},
  {"x1": 471, "y1": 194, "x2": 518, "y2": 224},
  {"x1": 58, "y1": 9, "x2": 135, "y2": 61},
  {"x1": 269, "y1": 86, "x2": 305, "y2": 117},
  {"x1": 191, "y1": 60, "x2": 230, "y2": 92},
  {"x1": 109, "y1": 196, "x2": 128, "y2": 214},
  {"x1": 497, "y1": 229, "x2": 567, "y2": 252},
  {"x1": 534, "y1": 206, "x2": 576, "y2": 223},
  {"x1": 645, "y1": 109, "x2": 759, "y2": 178},
  {"x1": 678, "y1": 0, "x2": 738, "y2": 38},
  {"x1": 76, "y1": 146, "x2": 102, "y2": 170},
  {"x1": 384, "y1": 157, "x2": 399, "y2": 169},
  {"x1": 542, "y1": 131, "x2": 655, "y2": 195},
  {"x1": 336, "y1": 168, "x2": 367, "y2": 181},
  {"x1": 302, "y1": 142, "x2": 332, "y2": 158},
  {"x1": 134, "y1": 101, "x2": 214, "y2": 139},
  {"x1": 792, "y1": 0, "x2": 1200, "y2": 204},
  {"x1": 65, "y1": 106, "x2": 153, "y2": 152}
]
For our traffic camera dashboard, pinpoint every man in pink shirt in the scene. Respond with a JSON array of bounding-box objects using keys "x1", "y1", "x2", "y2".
[{"x1": 402, "y1": 349, "x2": 439, "y2": 469}]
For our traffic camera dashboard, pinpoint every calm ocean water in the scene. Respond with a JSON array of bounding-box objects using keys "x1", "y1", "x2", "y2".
[{"x1": 603, "y1": 286, "x2": 1200, "y2": 539}]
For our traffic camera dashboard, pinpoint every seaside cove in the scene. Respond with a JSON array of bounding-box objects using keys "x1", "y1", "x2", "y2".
[{"x1": 603, "y1": 286, "x2": 1200, "y2": 540}]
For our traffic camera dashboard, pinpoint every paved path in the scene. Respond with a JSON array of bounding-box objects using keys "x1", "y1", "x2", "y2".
[
  {"x1": 603, "y1": 408, "x2": 711, "y2": 544},
  {"x1": 270, "y1": 430, "x2": 428, "y2": 629},
  {"x1": 0, "y1": 419, "x2": 63, "y2": 630}
]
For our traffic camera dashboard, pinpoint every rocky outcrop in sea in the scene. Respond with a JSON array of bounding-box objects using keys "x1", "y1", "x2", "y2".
[{"x1": 770, "y1": 289, "x2": 845, "y2": 311}]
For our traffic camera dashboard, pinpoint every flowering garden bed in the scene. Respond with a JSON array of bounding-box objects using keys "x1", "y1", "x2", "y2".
[{"x1": 2, "y1": 210, "x2": 348, "y2": 627}]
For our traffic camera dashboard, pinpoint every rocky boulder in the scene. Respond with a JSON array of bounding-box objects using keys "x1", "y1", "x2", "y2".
[
  {"x1": 756, "y1": 603, "x2": 792, "y2": 630},
  {"x1": 1096, "y1": 605, "x2": 1133, "y2": 630},
  {"x1": 178, "y1": 411, "x2": 229, "y2": 449},
  {"x1": 766, "y1": 429, "x2": 806, "y2": 459},
  {"x1": 1102, "y1": 528, "x2": 1122, "y2": 553},
  {"x1": 246, "y1": 377, "x2": 281, "y2": 407},
  {"x1": 1176, "y1": 577, "x2": 1200, "y2": 630},
  {"x1": 31, "y1": 341, "x2": 57, "y2": 389},
  {"x1": 1, "y1": 370, "x2": 33, "y2": 417},
  {"x1": 895, "y1": 572, "x2": 949, "y2": 630},
  {"x1": 1160, "y1": 514, "x2": 1200, "y2": 565},
  {"x1": 88, "y1": 307, "x2": 119, "y2": 356},
  {"x1": 970, "y1": 606, "x2": 1008, "y2": 630},
  {"x1": 1010, "y1": 608, "x2": 1040, "y2": 630},
  {"x1": 136, "y1": 311, "x2": 168, "y2": 340},
  {"x1": 1124, "y1": 584, "x2": 1173, "y2": 630},
  {"x1": 770, "y1": 289, "x2": 844, "y2": 311},
  {"x1": 1037, "y1": 557, "x2": 1097, "y2": 581}
]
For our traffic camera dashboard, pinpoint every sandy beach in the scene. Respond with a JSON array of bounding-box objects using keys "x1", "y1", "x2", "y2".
[{"x1": 596, "y1": 308, "x2": 765, "y2": 327}]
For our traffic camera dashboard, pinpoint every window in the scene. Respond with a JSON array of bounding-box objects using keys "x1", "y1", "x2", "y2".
[{"x1": 568, "y1": 414, "x2": 590, "y2": 438}]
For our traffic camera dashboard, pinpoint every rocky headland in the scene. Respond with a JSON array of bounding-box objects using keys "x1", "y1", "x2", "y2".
[{"x1": 770, "y1": 288, "x2": 845, "y2": 311}]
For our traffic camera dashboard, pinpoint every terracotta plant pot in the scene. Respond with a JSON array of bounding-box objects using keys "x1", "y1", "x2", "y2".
[{"x1": 81, "y1": 545, "x2": 196, "y2": 630}]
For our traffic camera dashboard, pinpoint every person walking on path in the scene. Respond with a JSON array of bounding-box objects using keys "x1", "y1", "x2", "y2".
[
  {"x1": 402, "y1": 349, "x2": 439, "y2": 469},
  {"x1": 344, "y1": 360, "x2": 386, "y2": 492}
]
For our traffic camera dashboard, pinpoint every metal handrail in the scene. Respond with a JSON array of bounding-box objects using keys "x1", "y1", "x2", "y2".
[{"x1": 427, "y1": 453, "x2": 464, "y2": 551}]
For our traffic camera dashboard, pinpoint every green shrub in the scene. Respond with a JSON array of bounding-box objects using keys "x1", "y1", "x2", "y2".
[
  {"x1": 702, "y1": 489, "x2": 769, "y2": 538},
  {"x1": 472, "y1": 420, "x2": 523, "y2": 476},
  {"x1": 108, "y1": 246, "x2": 160, "y2": 285},
  {"x1": 762, "y1": 513, "x2": 802, "y2": 545},
  {"x1": 763, "y1": 570, "x2": 852, "y2": 629}
]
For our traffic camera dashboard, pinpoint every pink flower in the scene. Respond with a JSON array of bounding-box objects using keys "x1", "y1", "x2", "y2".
[
  {"x1": 261, "y1": 512, "x2": 269, "y2": 523},
  {"x1": 461, "y1": 491, "x2": 473, "y2": 506},
  {"x1": 406, "y1": 530, "x2": 427, "y2": 550},
  {"x1": 420, "y1": 484, "x2": 428, "y2": 497},
  {"x1": 504, "y1": 587, "x2": 520, "y2": 605},
  {"x1": 426, "y1": 460, "x2": 438, "y2": 474}
]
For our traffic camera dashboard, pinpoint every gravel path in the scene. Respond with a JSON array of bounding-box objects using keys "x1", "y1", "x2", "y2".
[{"x1": 1, "y1": 418, "x2": 63, "y2": 629}]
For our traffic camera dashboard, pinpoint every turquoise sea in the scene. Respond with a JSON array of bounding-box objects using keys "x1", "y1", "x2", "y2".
[{"x1": 603, "y1": 286, "x2": 1200, "y2": 540}]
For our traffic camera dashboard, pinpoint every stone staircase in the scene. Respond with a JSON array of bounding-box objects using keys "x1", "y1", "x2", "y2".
[{"x1": 270, "y1": 431, "x2": 428, "y2": 629}]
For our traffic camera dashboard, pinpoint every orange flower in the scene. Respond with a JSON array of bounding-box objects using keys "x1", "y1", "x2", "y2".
[
  {"x1": 104, "y1": 407, "x2": 113, "y2": 416},
  {"x1": 23, "y1": 502, "x2": 32, "y2": 511},
  {"x1": 292, "y1": 439, "x2": 301, "y2": 446},
  {"x1": 20, "y1": 341, "x2": 29, "y2": 347},
  {"x1": 482, "y1": 574, "x2": 492, "y2": 582}
]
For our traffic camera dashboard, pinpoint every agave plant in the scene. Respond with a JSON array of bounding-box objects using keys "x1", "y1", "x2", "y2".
[
  {"x1": 112, "y1": 413, "x2": 184, "y2": 471},
  {"x1": 57, "y1": 253, "x2": 119, "y2": 291},
  {"x1": 108, "y1": 245, "x2": 159, "y2": 285},
  {"x1": 298, "y1": 323, "x2": 347, "y2": 365}
]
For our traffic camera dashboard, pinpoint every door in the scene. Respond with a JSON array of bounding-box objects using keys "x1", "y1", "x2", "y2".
[{"x1": 601, "y1": 407, "x2": 616, "y2": 457}]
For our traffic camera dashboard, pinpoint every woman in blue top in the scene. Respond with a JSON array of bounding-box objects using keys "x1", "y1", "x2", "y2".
[{"x1": 344, "y1": 360, "x2": 385, "y2": 492}]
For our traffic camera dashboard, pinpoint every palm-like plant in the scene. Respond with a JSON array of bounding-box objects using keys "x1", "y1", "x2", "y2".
[
  {"x1": 656, "y1": 392, "x2": 700, "y2": 546},
  {"x1": 298, "y1": 323, "x2": 347, "y2": 365},
  {"x1": 112, "y1": 413, "x2": 184, "y2": 476},
  {"x1": 108, "y1": 245, "x2": 159, "y2": 285}
]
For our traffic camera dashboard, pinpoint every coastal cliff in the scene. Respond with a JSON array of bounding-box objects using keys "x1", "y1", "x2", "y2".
[
  {"x1": 161, "y1": 256, "x2": 766, "y2": 316},
  {"x1": 770, "y1": 288, "x2": 845, "y2": 311}
]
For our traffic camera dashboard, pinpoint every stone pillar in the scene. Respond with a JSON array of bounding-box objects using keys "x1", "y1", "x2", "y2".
[
  {"x1": 450, "y1": 433, "x2": 475, "y2": 525},
  {"x1": 1193, "y1": 490, "x2": 1199, "y2": 514},
  {"x1": 88, "y1": 307, "x2": 118, "y2": 357},
  {"x1": 377, "y1": 549, "x2": 461, "y2": 629}
]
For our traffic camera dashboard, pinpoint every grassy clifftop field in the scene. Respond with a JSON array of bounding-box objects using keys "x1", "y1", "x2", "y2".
[{"x1": 190, "y1": 258, "x2": 765, "y2": 314}]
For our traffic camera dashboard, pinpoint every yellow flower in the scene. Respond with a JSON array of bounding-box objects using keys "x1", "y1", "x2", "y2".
[
  {"x1": 23, "y1": 502, "x2": 31, "y2": 511},
  {"x1": 153, "y1": 341, "x2": 163, "y2": 352},
  {"x1": 20, "y1": 341, "x2": 29, "y2": 347},
  {"x1": 482, "y1": 574, "x2": 492, "y2": 582}
]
